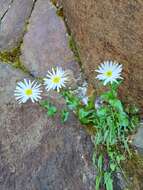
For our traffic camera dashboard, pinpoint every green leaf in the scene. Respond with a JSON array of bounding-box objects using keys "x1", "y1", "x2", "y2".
[
  {"x1": 107, "y1": 116, "x2": 113, "y2": 126},
  {"x1": 104, "y1": 172, "x2": 113, "y2": 190},
  {"x1": 103, "y1": 130, "x2": 109, "y2": 142},
  {"x1": 62, "y1": 90, "x2": 80, "y2": 110},
  {"x1": 118, "y1": 112, "x2": 129, "y2": 127},
  {"x1": 86, "y1": 93, "x2": 96, "y2": 110},
  {"x1": 78, "y1": 108, "x2": 92, "y2": 119},
  {"x1": 40, "y1": 100, "x2": 57, "y2": 117},
  {"x1": 78, "y1": 108, "x2": 95, "y2": 124},
  {"x1": 116, "y1": 155, "x2": 125, "y2": 164},
  {"x1": 110, "y1": 163, "x2": 116, "y2": 172},
  {"x1": 108, "y1": 151, "x2": 114, "y2": 160},
  {"x1": 96, "y1": 107, "x2": 107, "y2": 117},
  {"x1": 47, "y1": 105, "x2": 57, "y2": 116},
  {"x1": 109, "y1": 99, "x2": 123, "y2": 112},
  {"x1": 101, "y1": 90, "x2": 117, "y2": 102},
  {"x1": 68, "y1": 100, "x2": 79, "y2": 110},
  {"x1": 61, "y1": 109, "x2": 69, "y2": 123},
  {"x1": 40, "y1": 100, "x2": 50, "y2": 109},
  {"x1": 95, "y1": 132, "x2": 103, "y2": 145},
  {"x1": 98, "y1": 155, "x2": 103, "y2": 172},
  {"x1": 111, "y1": 80, "x2": 122, "y2": 90},
  {"x1": 95, "y1": 175, "x2": 102, "y2": 190}
]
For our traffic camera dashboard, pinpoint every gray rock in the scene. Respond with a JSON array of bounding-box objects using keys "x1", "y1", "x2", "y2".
[
  {"x1": 0, "y1": 0, "x2": 11, "y2": 19},
  {"x1": 132, "y1": 123, "x2": 143, "y2": 154},
  {"x1": 0, "y1": 63, "x2": 28, "y2": 104},
  {"x1": 20, "y1": 0, "x2": 81, "y2": 80},
  {"x1": 113, "y1": 172, "x2": 127, "y2": 190},
  {"x1": 0, "y1": 0, "x2": 34, "y2": 51},
  {"x1": 0, "y1": 63, "x2": 95, "y2": 190}
]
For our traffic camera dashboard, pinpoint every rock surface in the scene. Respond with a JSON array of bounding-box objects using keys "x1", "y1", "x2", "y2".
[
  {"x1": 132, "y1": 123, "x2": 143, "y2": 154},
  {"x1": 0, "y1": 0, "x2": 34, "y2": 51},
  {"x1": 21, "y1": 0, "x2": 81, "y2": 80},
  {"x1": 61, "y1": 0, "x2": 143, "y2": 114},
  {"x1": 0, "y1": 0, "x2": 143, "y2": 189},
  {"x1": 0, "y1": 63, "x2": 95, "y2": 190},
  {"x1": 0, "y1": 0, "x2": 11, "y2": 19}
]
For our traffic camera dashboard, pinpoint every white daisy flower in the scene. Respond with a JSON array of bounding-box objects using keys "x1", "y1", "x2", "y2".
[
  {"x1": 14, "y1": 79, "x2": 42, "y2": 104},
  {"x1": 95, "y1": 60, "x2": 123, "y2": 85},
  {"x1": 44, "y1": 67, "x2": 69, "y2": 92}
]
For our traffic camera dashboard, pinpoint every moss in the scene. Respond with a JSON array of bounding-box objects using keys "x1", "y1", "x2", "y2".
[
  {"x1": 0, "y1": 47, "x2": 29, "y2": 74},
  {"x1": 50, "y1": 0, "x2": 64, "y2": 18},
  {"x1": 68, "y1": 35, "x2": 82, "y2": 64},
  {"x1": 13, "y1": 59, "x2": 29, "y2": 74},
  {"x1": 0, "y1": 9, "x2": 33, "y2": 73},
  {"x1": 50, "y1": 0, "x2": 57, "y2": 6},
  {"x1": 0, "y1": 47, "x2": 20, "y2": 63},
  {"x1": 56, "y1": 6, "x2": 64, "y2": 18}
]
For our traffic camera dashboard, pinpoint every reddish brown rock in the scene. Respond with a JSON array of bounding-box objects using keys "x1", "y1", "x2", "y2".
[
  {"x1": 21, "y1": 0, "x2": 81, "y2": 81},
  {"x1": 61, "y1": 0, "x2": 143, "y2": 113},
  {"x1": 0, "y1": 63, "x2": 95, "y2": 190}
]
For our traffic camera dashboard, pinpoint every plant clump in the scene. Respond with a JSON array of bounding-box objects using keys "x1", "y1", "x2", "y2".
[{"x1": 14, "y1": 61, "x2": 140, "y2": 190}]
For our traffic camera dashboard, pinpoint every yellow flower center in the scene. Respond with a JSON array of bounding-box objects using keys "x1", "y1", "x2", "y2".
[
  {"x1": 105, "y1": 70, "x2": 113, "y2": 77},
  {"x1": 25, "y1": 88, "x2": 33, "y2": 96},
  {"x1": 52, "y1": 76, "x2": 61, "y2": 84}
]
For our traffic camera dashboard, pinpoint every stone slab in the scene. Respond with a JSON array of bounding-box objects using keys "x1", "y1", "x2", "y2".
[
  {"x1": 0, "y1": 0, "x2": 34, "y2": 51},
  {"x1": 20, "y1": 0, "x2": 81, "y2": 80},
  {"x1": 132, "y1": 123, "x2": 143, "y2": 154},
  {"x1": 0, "y1": 0, "x2": 11, "y2": 19},
  {"x1": 0, "y1": 63, "x2": 95, "y2": 190}
]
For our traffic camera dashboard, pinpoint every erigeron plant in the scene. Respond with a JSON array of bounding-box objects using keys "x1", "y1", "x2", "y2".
[{"x1": 14, "y1": 61, "x2": 139, "y2": 190}]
